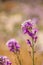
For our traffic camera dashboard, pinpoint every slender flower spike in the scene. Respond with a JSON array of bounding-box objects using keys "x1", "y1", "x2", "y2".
[
  {"x1": 6, "y1": 39, "x2": 20, "y2": 53},
  {"x1": 0, "y1": 56, "x2": 11, "y2": 65},
  {"x1": 21, "y1": 19, "x2": 38, "y2": 43},
  {"x1": 21, "y1": 19, "x2": 38, "y2": 65}
]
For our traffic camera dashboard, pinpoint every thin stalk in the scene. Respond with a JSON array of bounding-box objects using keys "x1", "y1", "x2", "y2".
[
  {"x1": 14, "y1": 52, "x2": 21, "y2": 65},
  {"x1": 16, "y1": 53, "x2": 21, "y2": 65},
  {"x1": 32, "y1": 39, "x2": 34, "y2": 65}
]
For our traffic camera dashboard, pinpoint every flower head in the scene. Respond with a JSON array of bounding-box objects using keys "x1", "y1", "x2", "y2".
[
  {"x1": 21, "y1": 19, "x2": 38, "y2": 43},
  {"x1": 6, "y1": 39, "x2": 20, "y2": 53},
  {"x1": 21, "y1": 19, "x2": 38, "y2": 48},
  {"x1": 0, "y1": 56, "x2": 11, "y2": 65},
  {"x1": 21, "y1": 19, "x2": 32, "y2": 34}
]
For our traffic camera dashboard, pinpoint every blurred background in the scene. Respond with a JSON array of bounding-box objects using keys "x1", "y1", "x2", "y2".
[{"x1": 0, "y1": 0, "x2": 43, "y2": 65}]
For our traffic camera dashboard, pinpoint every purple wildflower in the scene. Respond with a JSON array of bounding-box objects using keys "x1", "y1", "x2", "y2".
[
  {"x1": 21, "y1": 19, "x2": 38, "y2": 65},
  {"x1": 21, "y1": 19, "x2": 38, "y2": 43},
  {"x1": 6, "y1": 39, "x2": 20, "y2": 53},
  {"x1": 0, "y1": 56, "x2": 11, "y2": 65}
]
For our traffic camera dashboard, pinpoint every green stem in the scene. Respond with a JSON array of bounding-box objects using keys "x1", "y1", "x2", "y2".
[{"x1": 32, "y1": 39, "x2": 34, "y2": 65}]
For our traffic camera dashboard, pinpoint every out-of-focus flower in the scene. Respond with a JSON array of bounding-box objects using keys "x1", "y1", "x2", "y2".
[
  {"x1": 0, "y1": 56, "x2": 11, "y2": 65},
  {"x1": 21, "y1": 19, "x2": 38, "y2": 65},
  {"x1": 21, "y1": 19, "x2": 38, "y2": 43},
  {"x1": 21, "y1": 19, "x2": 38, "y2": 46},
  {"x1": 6, "y1": 39, "x2": 20, "y2": 53}
]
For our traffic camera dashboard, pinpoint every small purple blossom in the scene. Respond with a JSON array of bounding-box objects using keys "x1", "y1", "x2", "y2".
[
  {"x1": 33, "y1": 36, "x2": 38, "y2": 43},
  {"x1": 6, "y1": 39, "x2": 20, "y2": 53},
  {"x1": 0, "y1": 56, "x2": 11, "y2": 65},
  {"x1": 27, "y1": 30, "x2": 34, "y2": 37},
  {"x1": 21, "y1": 19, "x2": 32, "y2": 34},
  {"x1": 27, "y1": 39, "x2": 32, "y2": 47}
]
